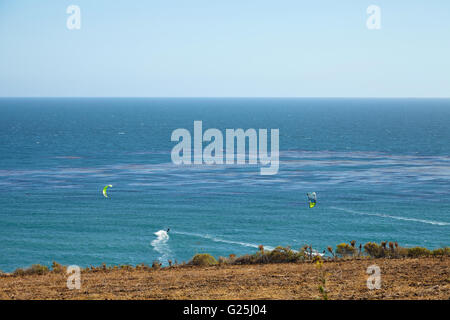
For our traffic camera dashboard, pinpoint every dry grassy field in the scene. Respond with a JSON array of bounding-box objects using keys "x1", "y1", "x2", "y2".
[{"x1": 0, "y1": 257, "x2": 448, "y2": 300}]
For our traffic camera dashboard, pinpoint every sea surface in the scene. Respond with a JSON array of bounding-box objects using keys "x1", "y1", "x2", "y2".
[{"x1": 0, "y1": 98, "x2": 449, "y2": 272}]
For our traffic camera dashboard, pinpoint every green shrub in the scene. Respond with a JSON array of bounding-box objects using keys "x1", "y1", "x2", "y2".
[
  {"x1": 267, "y1": 246, "x2": 299, "y2": 263},
  {"x1": 29, "y1": 264, "x2": 49, "y2": 275},
  {"x1": 407, "y1": 247, "x2": 431, "y2": 258},
  {"x1": 234, "y1": 254, "x2": 258, "y2": 265},
  {"x1": 364, "y1": 242, "x2": 384, "y2": 258},
  {"x1": 336, "y1": 243, "x2": 356, "y2": 257},
  {"x1": 431, "y1": 247, "x2": 450, "y2": 256},
  {"x1": 13, "y1": 268, "x2": 25, "y2": 276},
  {"x1": 312, "y1": 255, "x2": 323, "y2": 263},
  {"x1": 14, "y1": 264, "x2": 49, "y2": 276},
  {"x1": 137, "y1": 263, "x2": 150, "y2": 270},
  {"x1": 51, "y1": 261, "x2": 66, "y2": 273},
  {"x1": 190, "y1": 253, "x2": 218, "y2": 266},
  {"x1": 395, "y1": 247, "x2": 409, "y2": 258}
]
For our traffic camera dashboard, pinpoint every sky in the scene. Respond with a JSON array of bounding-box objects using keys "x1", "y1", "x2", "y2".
[{"x1": 0, "y1": 0, "x2": 449, "y2": 97}]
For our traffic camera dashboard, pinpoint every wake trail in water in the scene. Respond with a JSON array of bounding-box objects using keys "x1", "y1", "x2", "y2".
[
  {"x1": 151, "y1": 230, "x2": 172, "y2": 263},
  {"x1": 331, "y1": 207, "x2": 449, "y2": 226},
  {"x1": 172, "y1": 231, "x2": 275, "y2": 251}
]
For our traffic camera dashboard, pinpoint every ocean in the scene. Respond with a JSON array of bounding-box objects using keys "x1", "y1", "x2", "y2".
[{"x1": 0, "y1": 98, "x2": 449, "y2": 272}]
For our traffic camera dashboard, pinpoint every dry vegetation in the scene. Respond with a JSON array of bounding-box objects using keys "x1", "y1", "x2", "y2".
[{"x1": 0, "y1": 242, "x2": 449, "y2": 300}]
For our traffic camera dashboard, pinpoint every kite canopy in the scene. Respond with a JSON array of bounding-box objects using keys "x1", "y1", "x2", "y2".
[
  {"x1": 307, "y1": 192, "x2": 317, "y2": 208},
  {"x1": 103, "y1": 185, "x2": 113, "y2": 198}
]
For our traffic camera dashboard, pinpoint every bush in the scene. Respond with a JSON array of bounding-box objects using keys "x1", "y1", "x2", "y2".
[
  {"x1": 190, "y1": 254, "x2": 218, "y2": 266},
  {"x1": 336, "y1": 243, "x2": 356, "y2": 257},
  {"x1": 364, "y1": 242, "x2": 383, "y2": 258},
  {"x1": 364, "y1": 242, "x2": 384, "y2": 258},
  {"x1": 29, "y1": 264, "x2": 49, "y2": 275},
  {"x1": 395, "y1": 247, "x2": 409, "y2": 258},
  {"x1": 231, "y1": 246, "x2": 305, "y2": 265},
  {"x1": 312, "y1": 255, "x2": 323, "y2": 263},
  {"x1": 431, "y1": 247, "x2": 450, "y2": 256},
  {"x1": 234, "y1": 254, "x2": 258, "y2": 265},
  {"x1": 51, "y1": 261, "x2": 66, "y2": 273},
  {"x1": 266, "y1": 246, "x2": 300, "y2": 263},
  {"x1": 13, "y1": 268, "x2": 25, "y2": 276},
  {"x1": 14, "y1": 264, "x2": 49, "y2": 276},
  {"x1": 136, "y1": 263, "x2": 150, "y2": 271},
  {"x1": 218, "y1": 256, "x2": 229, "y2": 265},
  {"x1": 407, "y1": 247, "x2": 431, "y2": 258}
]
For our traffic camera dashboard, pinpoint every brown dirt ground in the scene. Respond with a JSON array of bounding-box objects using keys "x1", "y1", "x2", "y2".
[{"x1": 0, "y1": 257, "x2": 448, "y2": 300}]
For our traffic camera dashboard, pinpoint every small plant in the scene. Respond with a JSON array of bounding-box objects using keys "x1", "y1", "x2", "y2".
[
  {"x1": 267, "y1": 246, "x2": 299, "y2": 263},
  {"x1": 13, "y1": 268, "x2": 25, "y2": 276},
  {"x1": 30, "y1": 264, "x2": 49, "y2": 275},
  {"x1": 336, "y1": 243, "x2": 356, "y2": 257},
  {"x1": 315, "y1": 260, "x2": 328, "y2": 300},
  {"x1": 327, "y1": 246, "x2": 335, "y2": 258},
  {"x1": 431, "y1": 247, "x2": 450, "y2": 256},
  {"x1": 218, "y1": 256, "x2": 228, "y2": 265},
  {"x1": 51, "y1": 261, "x2": 66, "y2": 273},
  {"x1": 364, "y1": 242, "x2": 383, "y2": 258},
  {"x1": 258, "y1": 245, "x2": 264, "y2": 253},
  {"x1": 299, "y1": 245, "x2": 309, "y2": 259},
  {"x1": 14, "y1": 264, "x2": 49, "y2": 276},
  {"x1": 234, "y1": 254, "x2": 257, "y2": 265},
  {"x1": 168, "y1": 260, "x2": 172, "y2": 267},
  {"x1": 190, "y1": 253, "x2": 218, "y2": 266},
  {"x1": 120, "y1": 264, "x2": 133, "y2": 271},
  {"x1": 388, "y1": 242, "x2": 394, "y2": 251},
  {"x1": 350, "y1": 240, "x2": 356, "y2": 248},
  {"x1": 312, "y1": 255, "x2": 323, "y2": 264},
  {"x1": 407, "y1": 247, "x2": 431, "y2": 258},
  {"x1": 152, "y1": 261, "x2": 162, "y2": 269}
]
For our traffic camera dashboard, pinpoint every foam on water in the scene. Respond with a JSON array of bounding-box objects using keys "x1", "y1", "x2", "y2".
[
  {"x1": 150, "y1": 230, "x2": 172, "y2": 263},
  {"x1": 172, "y1": 231, "x2": 275, "y2": 251},
  {"x1": 331, "y1": 207, "x2": 450, "y2": 226}
]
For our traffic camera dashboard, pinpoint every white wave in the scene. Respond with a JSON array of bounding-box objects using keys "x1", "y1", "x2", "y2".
[
  {"x1": 172, "y1": 231, "x2": 275, "y2": 251},
  {"x1": 331, "y1": 207, "x2": 449, "y2": 226},
  {"x1": 150, "y1": 230, "x2": 172, "y2": 263}
]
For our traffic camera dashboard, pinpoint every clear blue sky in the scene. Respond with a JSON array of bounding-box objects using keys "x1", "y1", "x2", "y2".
[{"x1": 1, "y1": 0, "x2": 449, "y2": 97}]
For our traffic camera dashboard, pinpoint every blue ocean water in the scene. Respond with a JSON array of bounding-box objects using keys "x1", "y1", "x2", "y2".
[{"x1": 0, "y1": 98, "x2": 449, "y2": 272}]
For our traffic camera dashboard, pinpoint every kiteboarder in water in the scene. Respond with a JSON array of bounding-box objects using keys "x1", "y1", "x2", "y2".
[{"x1": 307, "y1": 192, "x2": 317, "y2": 208}]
